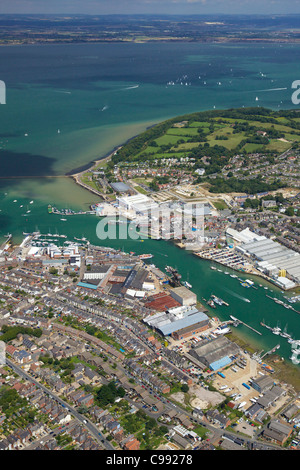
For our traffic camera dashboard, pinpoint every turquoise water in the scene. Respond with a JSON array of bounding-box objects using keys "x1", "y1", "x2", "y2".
[
  {"x1": 0, "y1": 42, "x2": 300, "y2": 367},
  {"x1": 0, "y1": 42, "x2": 298, "y2": 178}
]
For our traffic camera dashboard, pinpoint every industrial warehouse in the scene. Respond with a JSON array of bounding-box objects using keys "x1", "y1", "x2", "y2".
[
  {"x1": 143, "y1": 305, "x2": 210, "y2": 340},
  {"x1": 143, "y1": 284, "x2": 211, "y2": 340},
  {"x1": 227, "y1": 227, "x2": 300, "y2": 289},
  {"x1": 188, "y1": 336, "x2": 240, "y2": 371}
]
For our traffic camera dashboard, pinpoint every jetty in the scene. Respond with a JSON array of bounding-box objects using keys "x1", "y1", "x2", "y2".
[
  {"x1": 230, "y1": 315, "x2": 262, "y2": 336},
  {"x1": 266, "y1": 294, "x2": 300, "y2": 315}
]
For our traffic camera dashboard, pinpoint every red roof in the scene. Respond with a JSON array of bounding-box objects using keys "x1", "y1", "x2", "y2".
[
  {"x1": 145, "y1": 293, "x2": 181, "y2": 311},
  {"x1": 124, "y1": 438, "x2": 140, "y2": 451}
]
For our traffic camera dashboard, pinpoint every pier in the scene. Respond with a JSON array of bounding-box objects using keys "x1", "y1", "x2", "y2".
[
  {"x1": 261, "y1": 344, "x2": 280, "y2": 360},
  {"x1": 0, "y1": 234, "x2": 12, "y2": 252},
  {"x1": 48, "y1": 205, "x2": 96, "y2": 216},
  {"x1": 230, "y1": 316, "x2": 262, "y2": 336},
  {"x1": 265, "y1": 294, "x2": 300, "y2": 315}
]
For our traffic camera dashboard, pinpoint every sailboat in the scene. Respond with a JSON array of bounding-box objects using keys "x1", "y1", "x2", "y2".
[{"x1": 281, "y1": 324, "x2": 291, "y2": 339}]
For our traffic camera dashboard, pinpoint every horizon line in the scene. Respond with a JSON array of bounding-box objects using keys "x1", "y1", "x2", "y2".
[{"x1": 1, "y1": 13, "x2": 300, "y2": 17}]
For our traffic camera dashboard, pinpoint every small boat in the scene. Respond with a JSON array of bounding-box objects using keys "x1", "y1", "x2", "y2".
[
  {"x1": 183, "y1": 281, "x2": 192, "y2": 289},
  {"x1": 60, "y1": 218, "x2": 67, "y2": 221},
  {"x1": 272, "y1": 327, "x2": 281, "y2": 335},
  {"x1": 139, "y1": 254, "x2": 153, "y2": 260},
  {"x1": 240, "y1": 281, "x2": 250, "y2": 288}
]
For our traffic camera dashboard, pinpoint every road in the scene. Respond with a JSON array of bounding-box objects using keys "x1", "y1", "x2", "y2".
[{"x1": 6, "y1": 358, "x2": 114, "y2": 450}]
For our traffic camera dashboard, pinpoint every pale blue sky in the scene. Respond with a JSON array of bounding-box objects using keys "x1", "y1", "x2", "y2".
[{"x1": 0, "y1": 0, "x2": 300, "y2": 15}]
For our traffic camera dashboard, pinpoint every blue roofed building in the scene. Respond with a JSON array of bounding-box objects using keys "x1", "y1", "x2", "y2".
[
  {"x1": 77, "y1": 282, "x2": 98, "y2": 290},
  {"x1": 143, "y1": 306, "x2": 210, "y2": 340},
  {"x1": 209, "y1": 356, "x2": 232, "y2": 371},
  {"x1": 188, "y1": 336, "x2": 240, "y2": 370}
]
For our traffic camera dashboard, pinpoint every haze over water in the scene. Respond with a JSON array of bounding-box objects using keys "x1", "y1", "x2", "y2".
[{"x1": 0, "y1": 42, "x2": 300, "y2": 366}]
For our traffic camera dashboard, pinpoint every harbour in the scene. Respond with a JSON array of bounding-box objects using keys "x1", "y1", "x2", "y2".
[{"x1": 1, "y1": 188, "x2": 300, "y2": 368}]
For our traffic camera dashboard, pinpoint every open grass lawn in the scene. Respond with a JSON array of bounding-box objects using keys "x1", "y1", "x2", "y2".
[
  {"x1": 275, "y1": 116, "x2": 294, "y2": 125},
  {"x1": 81, "y1": 174, "x2": 101, "y2": 192},
  {"x1": 284, "y1": 133, "x2": 300, "y2": 142},
  {"x1": 174, "y1": 142, "x2": 201, "y2": 151},
  {"x1": 134, "y1": 185, "x2": 148, "y2": 195},
  {"x1": 265, "y1": 139, "x2": 291, "y2": 153},
  {"x1": 207, "y1": 127, "x2": 246, "y2": 150},
  {"x1": 212, "y1": 116, "x2": 297, "y2": 134},
  {"x1": 188, "y1": 121, "x2": 213, "y2": 128},
  {"x1": 137, "y1": 145, "x2": 161, "y2": 155},
  {"x1": 213, "y1": 199, "x2": 228, "y2": 210},
  {"x1": 166, "y1": 127, "x2": 201, "y2": 136},
  {"x1": 242, "y1": 143, "x2": 264, "y2": 153},
  {"x1": 155, "y1": 134, "x2": 190, "y2": 146}
]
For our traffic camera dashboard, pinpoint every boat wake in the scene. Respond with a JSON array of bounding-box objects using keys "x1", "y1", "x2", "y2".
[
  {"x1": 122, "y1": 85, "x2": 139, "y2": 90},
  {"x1": 248, "y1": 87, "x2": 287, "y2": 93},
  {"x1": 56, "y1": 90, "x2": 72, "y2": 94},
  {"x1": 221, "y1": 287, "x2": 250, "y2": 303}
]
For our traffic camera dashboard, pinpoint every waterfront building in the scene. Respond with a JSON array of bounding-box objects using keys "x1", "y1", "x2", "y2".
[
  {"x1": 227, "y1": 227, "x2": 300, "y2": 287},
  {"x1": 117, "y1": 194, "x2": 158, "y2": 213},
  {"x1": 170, "y1": 286, "x2": 197, "y2": 306},
  {"x1": 143, "y1": 305, "x2": 209, "y2": 339}
]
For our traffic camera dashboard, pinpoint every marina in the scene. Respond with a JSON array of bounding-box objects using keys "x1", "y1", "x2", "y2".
[
  {"x1": 195, "y1": 247, "x2": 289, "y2": 291},
  {"x1": 48, "y1": 204, "x2": 96, "y2": 216}
]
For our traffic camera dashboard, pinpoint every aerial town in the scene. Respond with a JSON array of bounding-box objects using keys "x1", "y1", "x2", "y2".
[
  {"x1": 0, "y1": 212, "x2": 300, "y2": 451},
  {"x1": 1, "y1": 109, "x2": 300, "y2": 452}
]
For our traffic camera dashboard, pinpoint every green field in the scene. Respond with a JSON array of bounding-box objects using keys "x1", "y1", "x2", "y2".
[{"x1": 112, "y1": 108, "x2": 300, "y2": 193}]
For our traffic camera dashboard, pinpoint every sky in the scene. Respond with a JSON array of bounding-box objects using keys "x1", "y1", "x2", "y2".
[{"x1": 1, "y1": 0, "x2": 300, "y2": 15}]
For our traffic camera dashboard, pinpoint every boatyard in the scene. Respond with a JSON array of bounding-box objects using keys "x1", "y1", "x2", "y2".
[{"x1": 195, "y1": 246, "x2": 290, "y2": 291}]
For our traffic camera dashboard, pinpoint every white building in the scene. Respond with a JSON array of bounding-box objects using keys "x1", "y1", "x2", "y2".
[{"x1": 117, "y1": 194, "x2": 158, "y2": 214}]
